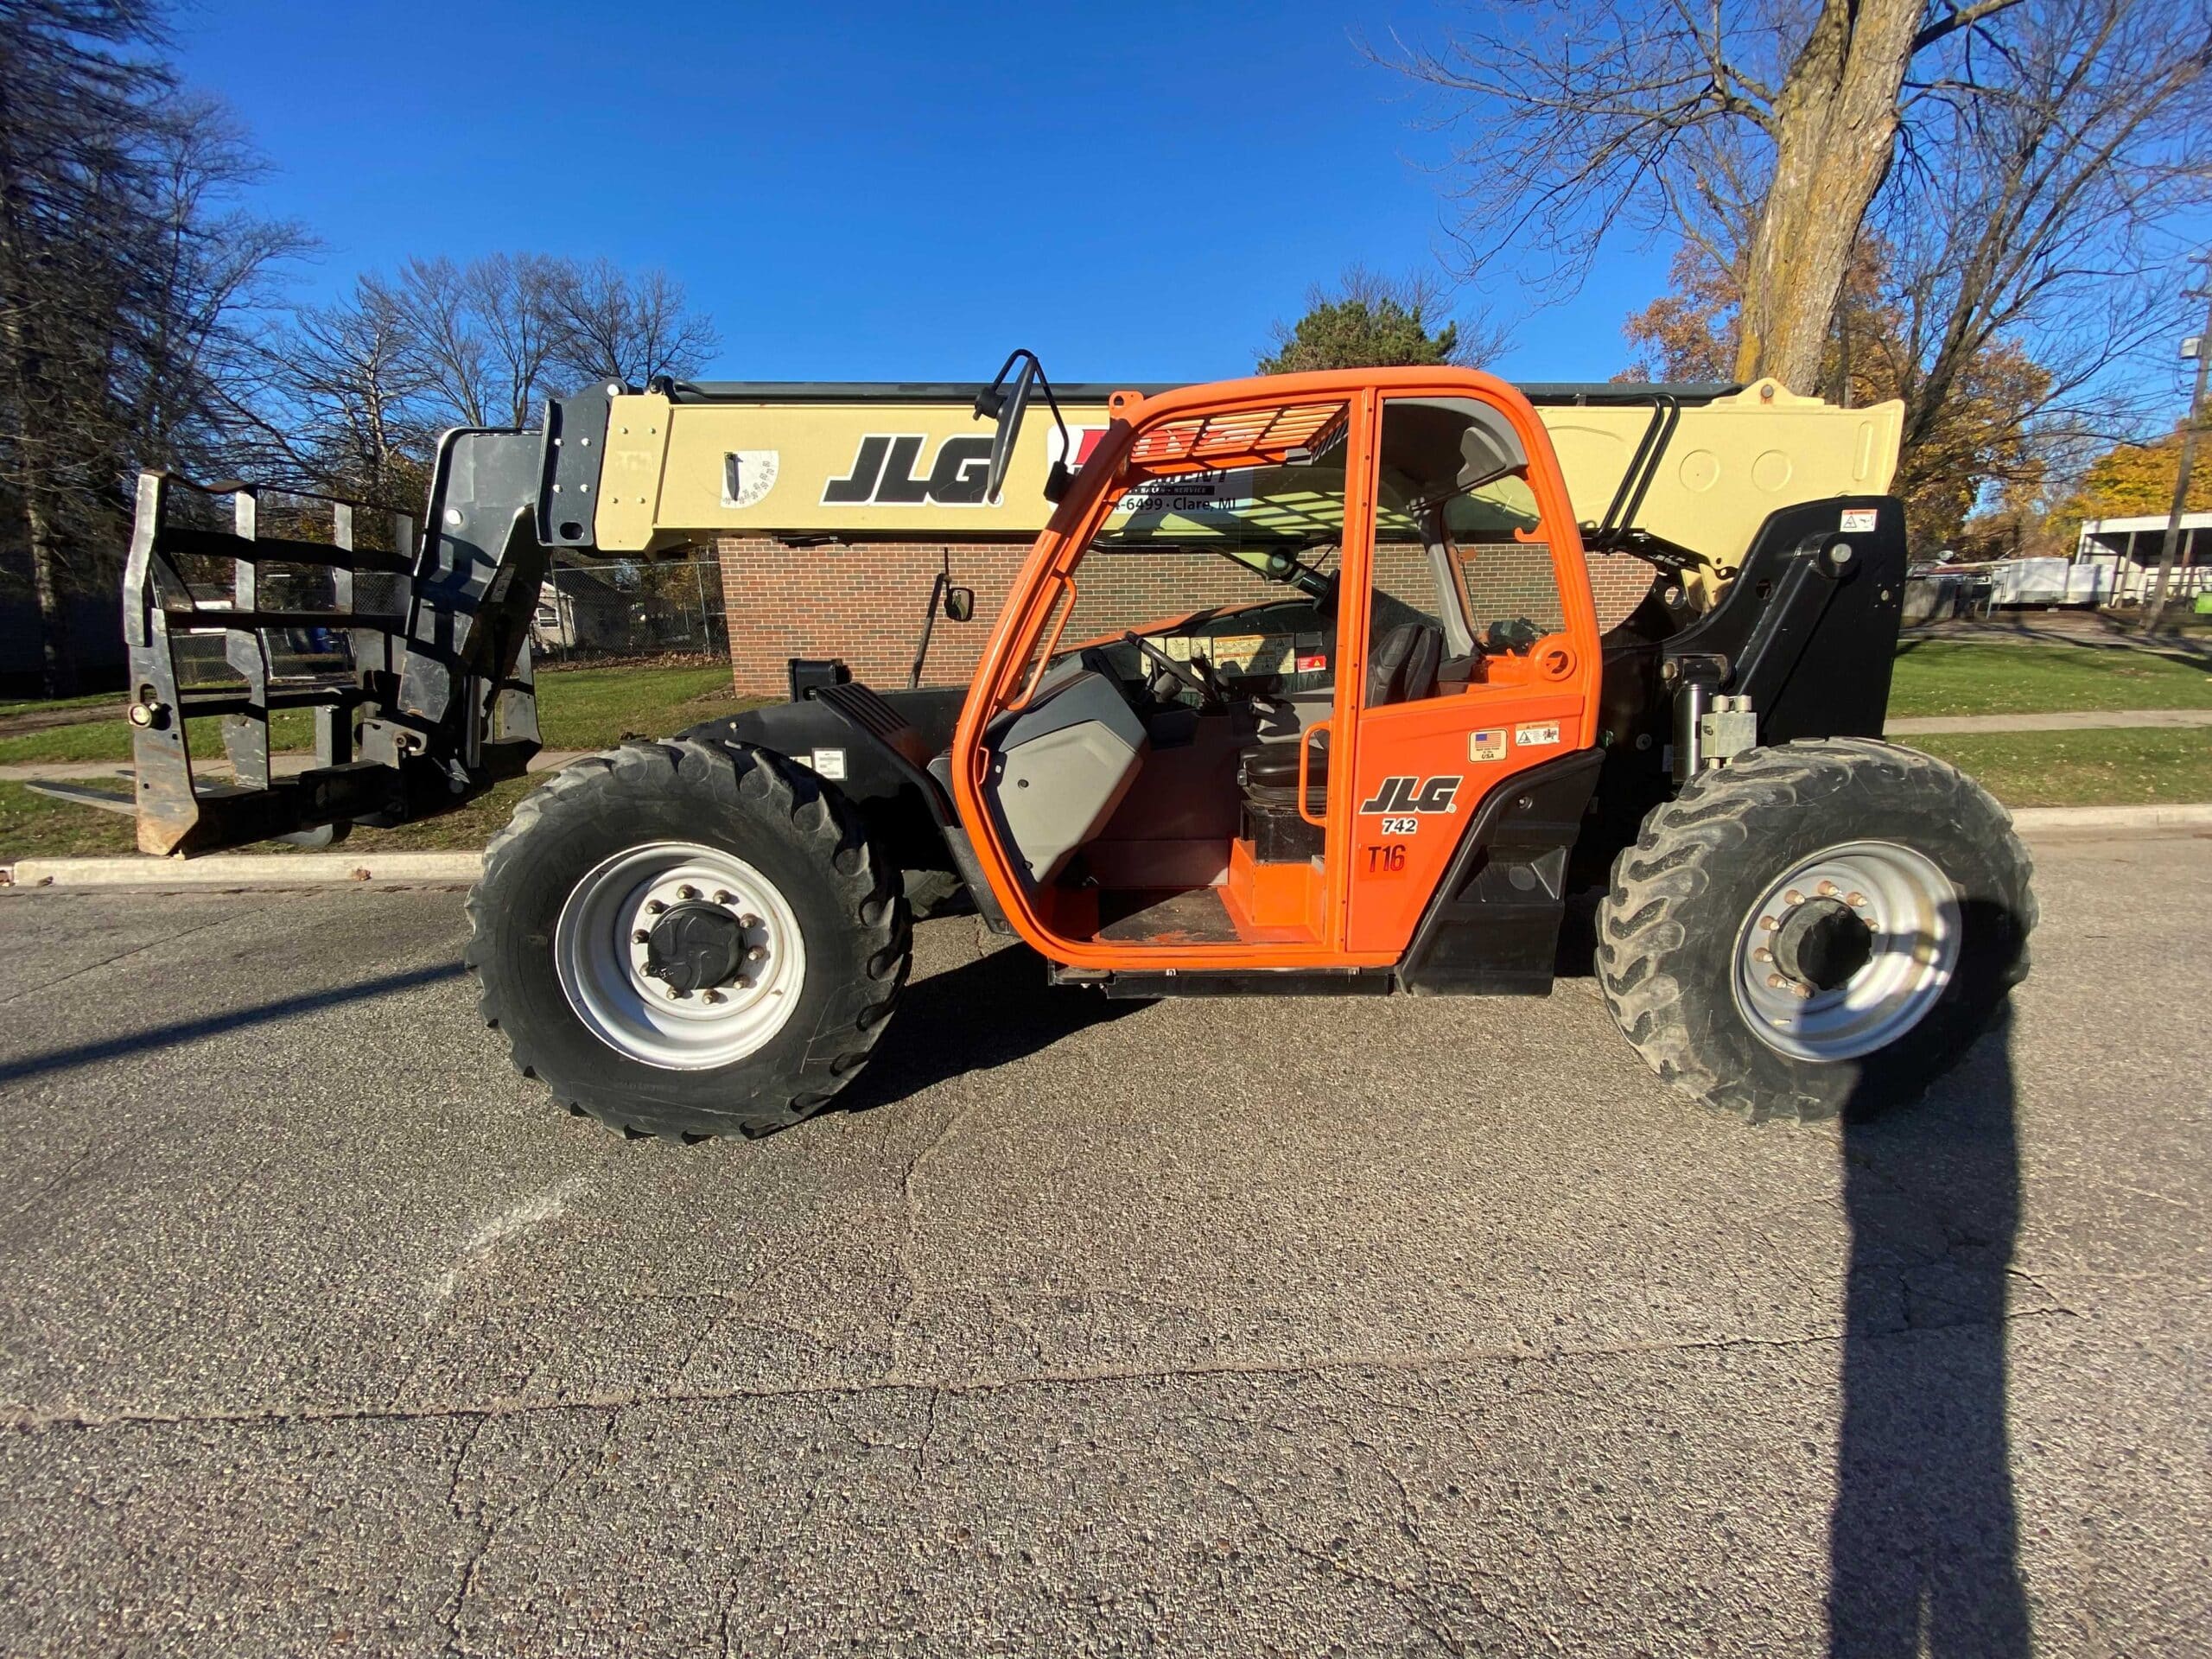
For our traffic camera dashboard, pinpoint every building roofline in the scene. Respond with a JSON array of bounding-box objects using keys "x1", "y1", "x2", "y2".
[{"x1": 2081, "y1": 512, "x2": 2212, "y2": 533}]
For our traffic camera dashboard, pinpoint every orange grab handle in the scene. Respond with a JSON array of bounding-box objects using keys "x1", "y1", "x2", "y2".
[{"x1": 1297, "y1": 719, "x2": 1332, "y2": 829}]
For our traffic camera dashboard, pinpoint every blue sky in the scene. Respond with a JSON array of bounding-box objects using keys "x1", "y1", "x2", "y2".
[{"x1": 168, "y1": 0, "x2": 1675, "y2": 385}]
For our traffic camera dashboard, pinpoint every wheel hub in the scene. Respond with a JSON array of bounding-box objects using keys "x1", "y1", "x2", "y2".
[
  {"x1": 1769, "y1": 896, "x2": 1873, "y2": 992},
  {"x1": 1732, "y1": 840, "x2": 1961, "y2": 1064},
  {"x1": 644, "y1": 900, "x2": 747, "y2": 994},
  {"x1": 554, "y1": 842, "x2": 804, "y2": 1071}
]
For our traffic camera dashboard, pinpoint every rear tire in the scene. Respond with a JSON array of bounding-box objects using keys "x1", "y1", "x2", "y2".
[
  {"x1": 467, "y1": 740, "x2": 910, "y2": 1139},
  {"x1": 1596, "y1": 739, "x2": 2033, "y2": 1122}
]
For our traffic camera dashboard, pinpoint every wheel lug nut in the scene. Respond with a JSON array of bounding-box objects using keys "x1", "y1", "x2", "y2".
[
  {"x1": 1817, "y1": 880, "x2": 1838, "y2": 897},
  {"x1": 1758, "y1": 915, "x2": 1780, "y2": 931},
  {"x1": 646, "y1": 899, "x2": 666, "y2": 915},
  {"x1": 632, "y1": 929, "x2": 650, "y2": 944},
  {"x1": 714, "y1": 890, "x2": 734, "y2": 906},
  {"x1": 664, "y1": 985, "x2": 685, "y2": 1000},
  {"x1": 1783, "y1": 889, "x2": 1804, "y2": 906},
  {"x1": 702, "y1": 988, "x2": 725, "y2": 1005},
  {"x1": 1846, "y1": 891, "x2": 1868, "y2": 907},
  {"x1": 679, "y1": 885, "x2": 700, "y2": 900},
  {"x1": 746, "y1": 945, "x2": 766, "y2": 963},
  {"x1": 1753, "y1": 946, "x2": 1773, "y2": 963},
  {"x1": 741, "y1": 914, "x2": 761, "y2": 931},
  {"x1": 1766, "y1": 974, "x2": 1789, "y2": 989}
]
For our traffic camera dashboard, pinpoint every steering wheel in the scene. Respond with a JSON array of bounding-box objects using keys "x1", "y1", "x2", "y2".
[{"x1": 1122, "y1": 631, "x2": 1227, "y2": 709}]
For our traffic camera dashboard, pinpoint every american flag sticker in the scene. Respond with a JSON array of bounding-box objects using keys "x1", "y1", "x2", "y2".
[{"x1": 1470, "y1": 729, "x2": 1506, "y2": 762}]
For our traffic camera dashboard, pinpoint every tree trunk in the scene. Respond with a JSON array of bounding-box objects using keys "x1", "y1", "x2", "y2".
[
  {"x1": 24, "y1": 488, "x2": 77, "y2": 697},
  {"x1": 1733, "y1": 0, "x2": 1925, "y2": 392}
]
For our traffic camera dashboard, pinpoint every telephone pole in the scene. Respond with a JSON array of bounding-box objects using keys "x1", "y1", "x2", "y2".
[{"x1": 2142, "y1": 263, "x2": 2212, "y2": 634}]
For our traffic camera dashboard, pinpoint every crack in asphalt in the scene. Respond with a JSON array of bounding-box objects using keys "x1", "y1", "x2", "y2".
[
  {"x1": 439, "y1": 1408, "x2": 622, "y2": 1657},
  {"x1": 1, "y1": 1305, "x2": 2081, "y2": 1438},
  {"x1": 0, "y1": 908, "x2": 257, "y2": 1010},
  {"x1": 885, "y1": 1097, "x2": 979, "y2": 1370}
]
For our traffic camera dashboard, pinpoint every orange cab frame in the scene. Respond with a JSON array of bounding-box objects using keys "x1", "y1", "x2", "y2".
[{"x1": 945, "y1": 366, "x2": 1603, "y2": 977}]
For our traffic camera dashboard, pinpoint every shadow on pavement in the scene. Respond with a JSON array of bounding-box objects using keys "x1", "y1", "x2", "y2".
[
  {"x1": 1830, "y1": 1011, "x2": 2031, "y2": 1656},
  {"x1": 0, "y1": 963, "x2": 466, "y2": 1085},
  {"x1": 832, "y1": 936, "x2": 1141, "y2": 1116}
]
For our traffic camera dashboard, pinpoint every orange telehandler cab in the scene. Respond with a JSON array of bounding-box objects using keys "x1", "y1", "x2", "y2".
[
  {"x1": 942, "y1": 367, "x2": 1604, "y2": 990},
  {"x1": 99, "y1": 351, "x2": 2034, "y2": 1137}
]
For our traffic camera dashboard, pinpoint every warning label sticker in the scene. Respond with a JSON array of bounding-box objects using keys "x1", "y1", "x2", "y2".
[
  {"x1": 1840, "y1": 507, "x2": 1878, "y2": 533},
  {"x1": 1515, "y1": 721, "x2": 1560, "y2": 747}
]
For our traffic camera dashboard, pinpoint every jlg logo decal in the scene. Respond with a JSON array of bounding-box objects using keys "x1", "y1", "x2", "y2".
[
  {"x1": 1358, "y1": 775, "x2": 1461, "y2": 816},
  {"x1": 823, "y1": 434, "x2": 997, "y2": 505}
]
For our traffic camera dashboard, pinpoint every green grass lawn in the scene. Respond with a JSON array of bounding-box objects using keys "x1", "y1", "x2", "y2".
[
  {"x1": 0, "y1": 689, "x2": 124, "y2": 721},
  {"x1": 0, "y1": 773, "x2": 544, "y2": 861},
  {"x1": 0, "y1": 780, "x2": 138, "y2": 858},
  {"x1": 1887, "y1": 639, "x2": 2212, "y2": 718},
  {"x1": 8, "y1": 645, "x2": 2212, "y2": 864},
  {"x1": 1903, "y1": 728, "x2": 2212, "y2": 808},
  {"x1": 0, "y1": 660, "x2": 753, "y2": 861},
  {"x1": 0, "y1": 660, "x2": 743, "y2": 766}
]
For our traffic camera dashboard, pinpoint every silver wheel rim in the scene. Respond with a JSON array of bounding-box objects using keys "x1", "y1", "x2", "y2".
[
  {"x1": 553, "y1": 842, "x2": 806, "y2": 1071},
  {"x1": 1732, "y1": 839, "x2": 1961, "y2": 1063}
]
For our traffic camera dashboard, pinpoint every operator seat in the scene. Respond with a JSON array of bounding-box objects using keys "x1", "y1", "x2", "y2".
[{"x1": 1239, "y1": 621, "x2": 1444, "y2": 793}]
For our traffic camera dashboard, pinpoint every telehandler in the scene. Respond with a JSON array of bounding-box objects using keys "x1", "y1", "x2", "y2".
[{"x1": 99, "y1": 352, "x2": 2032, "y2": 1136}]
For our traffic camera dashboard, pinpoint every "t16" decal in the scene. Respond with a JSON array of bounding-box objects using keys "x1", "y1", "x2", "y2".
[{"x1": 1358, "y1": 775, "x2": 1461, "y2": 815}]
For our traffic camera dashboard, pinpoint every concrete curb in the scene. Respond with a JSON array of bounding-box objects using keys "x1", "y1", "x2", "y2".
[
  {"x1": 7, "y1": 804, "x2": 2209, "y2": 889},
  {"x1": 3, "y1": 851, "x2": 484, "y2": 889},
  {"x1": 2006, "y1": 803, "x2": 2212, "y2": 832}
]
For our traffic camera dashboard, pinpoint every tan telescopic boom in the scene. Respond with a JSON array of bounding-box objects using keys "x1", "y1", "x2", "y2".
[{"x1": 591, "y1": 378, "x2": 1901, "y2": 607}]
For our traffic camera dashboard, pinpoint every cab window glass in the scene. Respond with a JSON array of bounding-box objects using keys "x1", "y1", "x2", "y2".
[
  {"x1": 1038, "y1": 403, "x2": 1351, "y2": 703},
  {"x1": 1444, "y1": 475, "x2": 1567, "y2": 647},
  {"x1": 1368, "y1": 397, "x2": 1568, "y2": 691}
]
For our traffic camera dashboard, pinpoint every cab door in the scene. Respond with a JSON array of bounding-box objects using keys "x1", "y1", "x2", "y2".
[{"x1": 1339, "y1": 386, "x2": 1602, "y2": 957}]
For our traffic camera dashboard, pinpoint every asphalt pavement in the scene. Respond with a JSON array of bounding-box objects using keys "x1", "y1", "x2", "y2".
[{"x1": 0, "y1": 832, "x2": 2205, "y2": 1656}]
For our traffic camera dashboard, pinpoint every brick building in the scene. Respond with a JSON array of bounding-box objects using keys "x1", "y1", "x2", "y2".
[
  {"x1": 715, "y1": 534, "x2": 1655, "y2": 696},
  {"x1": 666, "y1": 378, "x2": 1891, "y2": 696}
]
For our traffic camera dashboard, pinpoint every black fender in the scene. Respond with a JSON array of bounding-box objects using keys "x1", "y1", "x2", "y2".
[{"x1": 680, "y1": 684, "x2": 967, "y2": 876}]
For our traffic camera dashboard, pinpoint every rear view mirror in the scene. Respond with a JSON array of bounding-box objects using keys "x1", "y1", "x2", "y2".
[
  {"x1": 976, "y1": 348, "x2": 1073, "y2": 506},
  {"x1": 979, "y1": 357, "x2": 1035, "y2": 506},
  {"x1": 944, "y1": 586, "x2": 976, "y2": 622}
]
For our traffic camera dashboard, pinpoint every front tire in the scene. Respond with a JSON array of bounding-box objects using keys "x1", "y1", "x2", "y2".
[
  {"x1": 1596, "y1": 740, "x2": 2033, "y2": 1122},
  {"x1": 467, "y1": 740, "x2": 910, "y2": 1139}
]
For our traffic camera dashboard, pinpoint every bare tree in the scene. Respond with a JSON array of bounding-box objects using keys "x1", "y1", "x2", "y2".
[
  {"x1": 1382, "y1": 0, "x2": 2207, "y2": 397},
  {"x1": 543, "y1": 257, "x2": 721, "y2": 389},
  {"x1": 1874, "y1": 0, "x2": 2209, "y2": 462},
  {"x1": 1, "y1": 2, "x2": 164, "y2": 692},
  {"x1": 374, "y1": 253, "x2": 563, "y2": 429},
  {"x1": 1615, "y1": 0, "x2": 2210, "y2": 543},
  {"x1": 2, "y1": 1, "x2": 302, "y2": 693},
  {"x1": 128, "y1": 95, "x2": 310, "y2": 475},
  {"x1": 237, "y1": 276, "x2": 435, "y2": 509},
  {"x1": 250, "y1": 251, "x2": 721, "y2": 509}
]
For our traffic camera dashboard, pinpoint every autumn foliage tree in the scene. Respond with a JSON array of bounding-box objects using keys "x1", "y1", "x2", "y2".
[
  {"x1": 1623, "y1": 240, "x2": 2050, "y2": 550},
  {"x1": 2049, "y1": 420, "x2": 2212, "y2": 541}
]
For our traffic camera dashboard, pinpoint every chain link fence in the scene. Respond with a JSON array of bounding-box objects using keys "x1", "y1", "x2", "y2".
[{"x1": 531, "y1": 557, "x2": 728, "y2": 665}]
